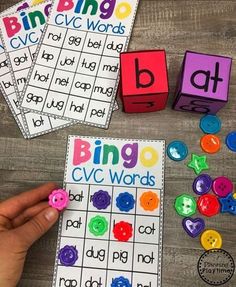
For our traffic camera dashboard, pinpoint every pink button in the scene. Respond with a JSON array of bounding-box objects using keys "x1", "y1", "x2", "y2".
[
  {"x1": 212, "y1": 177, "x2": 233, "y2": 198},
  {"x1": 49, "y1": 189, "x2": 69, "y2": 210}
]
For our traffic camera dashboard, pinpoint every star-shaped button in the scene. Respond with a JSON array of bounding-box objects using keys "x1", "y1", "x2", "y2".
[
  {"x1": 187, "y1": 153, "x2": 209, "y2": 175},
  {"x1": 219, "y1": 193, "x2": 236, "y2": 215}
]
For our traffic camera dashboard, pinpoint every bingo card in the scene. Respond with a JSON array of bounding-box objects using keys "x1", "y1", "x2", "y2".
[
  {"x1": 20, "y1": 0, "x2": 140, "y2": 128},
  {"x1": 53, "y1": 136, "x2": 165, "y2": 287},
  {"x1": 0, "y1": 0, "x2": 78, "y2": 138}
]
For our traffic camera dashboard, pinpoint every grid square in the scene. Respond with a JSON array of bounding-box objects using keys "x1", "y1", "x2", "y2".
[
  {"x1": 80, "y1": 268, "x2": 106, "y2": 287},
  {"x1": 43, "y1": 90, "x2": 68, "y2": 116},
  {"x1": 85, "y1": 212, "x2": 111, "y2": 241},
  {"x1": 43, "y1": 25, "x2": 67, "y2": 47},
  {"x1": 0, "y1": 53, "x2": 9, "y2": 76},
  {"x1": 37, "y1": 44, "x2": 61, "y2": 68},
  {"x1": 63, "y1": 95, "x2": 89, "y2": 120},
  {"x1": 59, "y1": 237, "x2": 84, "y2": 268},
  {"x1": 15, "y1": 69, "x2": 28, "y2": 92},
  {"x1": 103, "y1": 35, "x2": 127, "y2": 57},
  {"x1": 63, "y1": 29, "x2": 87, "y2": 51},
  {"x1": 9, "y1": 48, "x2": 32, "y2": 71},
  {"x1": 56, "y1": 266, "x2": 82, "y2": 287},
  {"x1": 24, "y1": 113, "x2": 52, "y2": 133},
  {"x1": 92, "y1": 77, "x2": 116, "y2": 102},
  {"x1": 135, "y1": 215, "x2": 160, "y2": 245},
  {"x1": 22, "y1": 85, "x2": 48, "y2": 112},
  {"x1": 77, "y1": 53, "x2": 101, "y2": 76},
  {"x1": 136, "y1": 188, "x2": 161, "y2": 217},
  {"x1": 83, "y1": 239, "x2": 109, "y2": 269},
  {"x1": 66, "y1": 183, "x2": 89, "y2": 211},
  {"x1": 61, "y1": 210, "x2": 86, "y2": 238},
  {"x1": 133, "y1": 243, "x2": 159, "y2": 274},
  {"x1": 83, "y1": 33, "x2": 107, "y2": 55},
  {"x1": 50, "y1": 69, "x2": 74, "y2": 93},
  {"x1": 1, "y1": 74, "x2": 15, "y2": 95},
  {"x1": 70, "y1": 73, "x2": 95, "y2": 99},
  {"x1": 30, "y1": 65, "x2": 54, "y2": 89},
  {"x1": 57, "y1": 49, "x2": 81, "y2": 72},
  {"x1": 85, "y1": 99, "x2": 111, "y2": 125},
  {"x1": 112, "y1": 186, "x2": 136, "y2": 215},
  {"x1": 108, "y1": 241, "x2": 133, "y2": 271},
  {"x1": 97, "y1": 56, "x2": 120, "y2": 79},
  {"x1": 88, "y1": 185, "x2": 113, "y2": 214}
]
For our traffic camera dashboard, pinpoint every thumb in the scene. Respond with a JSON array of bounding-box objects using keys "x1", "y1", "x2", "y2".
[{"x1": 13, "y1": 207, "x2": 59, "y2": 249}]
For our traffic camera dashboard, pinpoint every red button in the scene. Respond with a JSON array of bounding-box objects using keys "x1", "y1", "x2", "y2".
[
  {"x1": 113, "y1": 221, "x2": 133, "y2": 242},
  {"x1": 197, "y1": 194, "x2": 220, "y2": 217}
]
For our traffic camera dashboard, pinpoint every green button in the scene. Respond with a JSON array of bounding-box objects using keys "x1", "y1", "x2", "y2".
[
  {"x1": 174, "y1": 194, "x2": 197, "y2": 217},
  {"x1": 88, "y1": 215, "x2": 108, "y2": 236}
]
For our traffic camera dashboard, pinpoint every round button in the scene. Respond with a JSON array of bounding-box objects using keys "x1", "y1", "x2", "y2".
[
  {"x1": 200, "y1": 115, "x2": 221, "y2": 134},
  {"x1": 48, "y1": 189, "x2": 69, "y2": 211},
  {"x1": 193, "y1": 174, "x2": 212, "y2": 195},
  {"x1": 233, "y1": 193, "x2": 236, "y2": 200},
  {"x1": 226, "y1": 131, "x2": 236, "y2": 152},
  {"x1": 88, "y1": 215, "x2": 108, "y2": 236},
  {"x1": 92, "y1": 190, "x2": 111, "y2": 210},
  {"x1": 140, "y1": 191, "x2": 159, "y2": 211},
  {"x1": 167, "y1": 140, "x2": 188, "y2": 161},
  {"x1": 174, "y1": 194, "x2": 197, "y2": 217},
  {"x1": 58, "y1": 245, "x2": 78, "y2": 266},
  {"x1": 197, "y1": 194, "x2": 220, "y2": 217},
  {"x1": 200, "y1": 230, "x2": 223, "y2": 250},
  {"x1": 113, "y1": 221, "x2": 133, "y2": 242},
  {"x1": 111, "y1": 276, "x2": 131, "y2": 287},
  {"x1": 116, "y1": 192, "x2": 135, "y2": 212},
  {"x1": 212, "y1": 176, "x2": 233, "y2": 198},
  {"x1": 200, "y1": 134, "x2": 221, "y2": 154}
]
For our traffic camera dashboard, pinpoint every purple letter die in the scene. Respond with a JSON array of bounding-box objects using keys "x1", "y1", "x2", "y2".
[{"x1": 173, "y1": 51, "x2": 232, "y2": 114}]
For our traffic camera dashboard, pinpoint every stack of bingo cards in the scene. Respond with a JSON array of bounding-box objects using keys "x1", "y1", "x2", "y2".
[
  {"x1": 52, "y1": 136, "x2": 165, "y2": 287},
  {"x1": 0, "y1": 0, "x2": 139, "y2": 138}
]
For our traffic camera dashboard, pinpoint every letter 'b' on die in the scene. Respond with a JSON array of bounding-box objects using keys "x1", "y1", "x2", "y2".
[
  {"x1": 173, "y1": 51, "x2": 232, "y2": 114},
  {"x1": 120, "y1": 50, "x2": 169, "y2": 113}
]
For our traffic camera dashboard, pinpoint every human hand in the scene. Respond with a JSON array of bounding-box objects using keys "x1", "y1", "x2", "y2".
[{"x1": 0, "y1": 182, "x2": 59, "y2": 287}]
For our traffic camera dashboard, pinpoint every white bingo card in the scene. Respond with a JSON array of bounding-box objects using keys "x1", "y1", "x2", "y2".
[
  {"x1": 20, "y1": 0, "x2": 140, "y2": 128},
  {"x1": 52, "y1": 136, "x2": 165, "y2": 287},
  {"x1": 0, "y1": 1, "x2": 82, "y2": 138}
]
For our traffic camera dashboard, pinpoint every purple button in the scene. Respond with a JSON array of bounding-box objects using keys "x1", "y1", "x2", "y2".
[
  {"x1": 212, "y1": 176, "x2": 233, "y2": 198},
  {"x1": 92, "y1": 190, "x2": 111, "y2": 210},
  {"x1": 182, "y1": 217, "x2": 205, "y2": 238},
  {"x1": 58, "y1": 245, "x2": 78, "y2": 266},
  {"x1": 193, "y1": 174, "x2": 212, "y2": 195}
]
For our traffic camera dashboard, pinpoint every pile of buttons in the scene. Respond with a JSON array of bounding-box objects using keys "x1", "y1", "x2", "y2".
[{"x1": 167, "y1": 115, "x2": 235, "y2": 251}]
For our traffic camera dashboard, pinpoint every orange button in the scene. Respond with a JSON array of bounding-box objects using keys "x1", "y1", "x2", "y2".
[
  {"x1": 200, "y1": 134, "x2": 221, "y2": 154},
  {"x1": 140, "y1": 191, "x2": 159, "y2": 211}
]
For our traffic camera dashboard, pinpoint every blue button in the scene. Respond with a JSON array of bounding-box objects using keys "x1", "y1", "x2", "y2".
[
  {"x1": 167, "y1": 141, "x2": 188, "y2": 161},
  {"x1": 116, "y1": 192, "x2": 135, "y2": 212},
  {"x1": 111, "y1": 276, "x2": 131, "y2": 287},
  {"x1": 219, "y1": 193, "x2": 236, "y2": 215},
  {"x1": 226, "y1": 131, "x2": 236, "y2": 152},
  {"x1": 200, "y1": 115, "x2": 221, "y2": 134}
]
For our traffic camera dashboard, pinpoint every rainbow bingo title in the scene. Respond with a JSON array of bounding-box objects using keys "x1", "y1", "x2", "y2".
[
  {"x1": 67, "y1": 137, "x2": 164, "y2": 188},
  {"x1": 52, "y1": 0, "x2": 137, "y2": 35},
  {"x1": 1, "y1": 1, "x2": 51, "y2": 50}
]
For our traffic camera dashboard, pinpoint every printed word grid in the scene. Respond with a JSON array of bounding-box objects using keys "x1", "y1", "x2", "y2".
[
  {"x1": 23, "y1": 25, "x2": 126, "y2": 126},
  {"x1": 53, "y1": 136, "x2": 165, "y2": 287}
]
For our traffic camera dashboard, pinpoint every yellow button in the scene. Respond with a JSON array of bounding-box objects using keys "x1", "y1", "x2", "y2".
[
  {"x1": 200, "y1": 229, "x2": 222, "y2": 250},
  {"x1": 233, "y1": 193, "x2": 236, "y2": 199}
]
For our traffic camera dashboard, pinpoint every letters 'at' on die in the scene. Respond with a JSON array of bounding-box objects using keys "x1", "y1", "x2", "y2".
[
  {"x1": 173, "y1": 51, "x2": 232, "y2": 114},
  {"x1": 120, "y1": 50, "x2": 169, "y2": 113}
]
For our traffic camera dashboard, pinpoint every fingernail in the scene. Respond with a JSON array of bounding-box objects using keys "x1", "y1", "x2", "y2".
[{"x1": 45, "y1": 208, "x2": 58, "y2": 221}]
